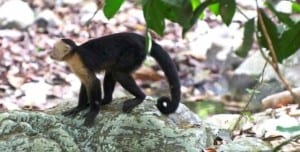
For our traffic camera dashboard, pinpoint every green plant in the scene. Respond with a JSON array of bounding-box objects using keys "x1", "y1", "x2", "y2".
[{"x1": 103, "y1": 0, "x2": 300, "y2": 61}]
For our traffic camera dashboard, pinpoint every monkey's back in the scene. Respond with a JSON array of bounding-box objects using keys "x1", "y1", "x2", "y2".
[{"x1": 76, "y1": 33, "x2": 147, "y2": 73}]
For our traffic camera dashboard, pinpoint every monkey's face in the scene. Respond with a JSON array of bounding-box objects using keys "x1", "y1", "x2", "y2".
[{"x1": 50, "y1": 40, "x2": 72, "y2": 61}]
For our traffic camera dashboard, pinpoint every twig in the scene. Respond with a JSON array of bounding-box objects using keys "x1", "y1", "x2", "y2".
[
  {"x1": 84, "y1": 0, "x2": 104, "y2": 38},
  {"x1": 236, "y1": 6, "x2": 250, "y2": 20},
  {"x1": 85, "y1": 8, "x2": 100, "y2": 27},
  {"x1": 273, "y1": 134, "x2": 300, "y2": 152},
  {"x1": 256, "y1": 8, "x2": 299, "y2": 103},
  {"x1": 231, "y1": 62, "x2": 267, "y2": 132},
  {"x1": 231, "y1": 2, "x2": 265, "y2": 132}
]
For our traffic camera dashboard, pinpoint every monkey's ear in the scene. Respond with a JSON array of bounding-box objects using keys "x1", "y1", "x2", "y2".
[
  {"x1": 50, "y1": 40, "x2": 73, "y2": 61},
  {"x1": 63, "y1": 44, "x2": 71, "y2": 53}
]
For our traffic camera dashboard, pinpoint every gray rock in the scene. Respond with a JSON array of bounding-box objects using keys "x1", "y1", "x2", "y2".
[
  {"x1": 234, "y1": 51, "x2": 278, "y2": 81},
  {"x1": 0, "y1": 0, "x2": 35, "y2": 29},
  {"x1": 218, "y1": 137, "x2": 272, "y2": 152},
  {"x1": 79, "y1": 1, "x2": 106, "y2": 24},
  {"x1": 250, "y1": 79, "x2": 283, "y2": 111},
  {"x1": 61, "y1": 0, "x2": 84, "y2": 5},
  {"x1": 0, "y1": 98, "x2": 226, "y2": 151},
  {"x1": 281, "y1": 50, "x2": 300, "y2": 87},
  {"x1": 0, "y1": 29, "x2": 23, "y2": 40},
  {"x1": 37, "y1": 9, "x2": 62, "y2": 27}
]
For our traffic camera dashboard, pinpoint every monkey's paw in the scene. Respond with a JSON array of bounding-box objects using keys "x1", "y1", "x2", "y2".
[
  {"x1": 122, "y1": 98, "x2": 143, "y2": 113},
  {"x1": 83, "y1": 106, "x2": 100, "y2": 127}
]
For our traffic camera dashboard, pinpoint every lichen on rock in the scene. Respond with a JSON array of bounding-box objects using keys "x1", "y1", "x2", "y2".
[{"x1": 0, "y1": 97, "x2": 223, "y2": 152}]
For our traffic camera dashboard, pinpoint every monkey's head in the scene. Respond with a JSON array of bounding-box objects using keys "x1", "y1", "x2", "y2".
[{"x1": 50, "y1": 39, "x2": 77, "y2": 61}]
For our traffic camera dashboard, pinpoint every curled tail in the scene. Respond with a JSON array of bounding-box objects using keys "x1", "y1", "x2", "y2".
[{"x1": 150, "y1": 43, "x2": 181, "y2": 114}]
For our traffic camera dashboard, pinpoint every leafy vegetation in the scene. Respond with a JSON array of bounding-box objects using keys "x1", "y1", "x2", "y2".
[{"x1": 102, "y1": 0, "x2": 300, "y2": 64}]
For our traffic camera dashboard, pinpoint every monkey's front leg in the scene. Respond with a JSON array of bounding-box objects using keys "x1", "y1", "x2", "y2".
[
  {"x1": 83, "y1": 77, "x2": 102, "y2": 126},
  {"x1": 62, "y1": 84, "x2": 89, "y2": 117},
  {"x1": 102, "y1": 71, "x2": 116, "y2": 105}
]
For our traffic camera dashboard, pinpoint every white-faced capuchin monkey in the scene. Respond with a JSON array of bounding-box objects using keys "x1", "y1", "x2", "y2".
[{"x1": 50, "y1": 32, "x2": 181, "y2": 126}]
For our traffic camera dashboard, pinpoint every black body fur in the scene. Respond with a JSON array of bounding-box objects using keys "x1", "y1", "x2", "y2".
[{"x1": 61, "y1": 32, "x2": 181, "y2": 126}]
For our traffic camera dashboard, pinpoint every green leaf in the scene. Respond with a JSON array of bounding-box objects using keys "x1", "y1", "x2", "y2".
[
  {"x1": 189, "y1": 0, "x2": 218, "y2": 33},
  {"x1": 159, "y1": 0, "x2": 194, "y2": 36},
  {"x1": 209, "y1": 3, "x2": 220, "y2": 15},
  {"x1": 219, "y1": 0, "x2": 236, "y2": 25},
  {"x1": 241, "y1": 111, "x2": 254, "y2": 121},
  {"x1": 277, "y1": 125, "x2": 300, "y2": 133},
  {"x1": 292, "y1": 2, "x2": 300, "y2": 13},
  {"x1": 103, "y1": 0, "x2": 124, "y2": 19},
  {"x1": 245, "y1": 88, "x2": 260, "y2": 95},
  {"x1": 190, "y1": 0, "x2": 201, "y2": 10},
  {"x1": 161, "y1": 0, "x2": 186, "y2": 7},
  {"x1": 266, "y1": 2, "x2": 294, "y2": 27},
  {"x1": 191, "y1": 0, "x2": 218, "y2": 24},
  {"x1": 236, "y1": 18, "x2": 255, "y2": 58},
  {"x1": 257, "y1": 9, "x2": 279, "y2": 56},
  {"x1": 277, "y1": 21, "x2": 300, "y2": 62},
  {"x1": 162, "y1": 0, "x2": 194, "y2": 28},
  {"x1": 143, "y1": 0, "x2": 195, "y2": 36},
  {"x1": 143, "y1": 0, "x2": 165, "y2": 35},
  {"x1": 145, "y1": 29, "x2": 152, "y2": 54}
]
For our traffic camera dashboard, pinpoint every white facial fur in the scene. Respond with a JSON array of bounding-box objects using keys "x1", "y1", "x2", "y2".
[{"x1": 50, "y1": 40, "x2": 71, "y2": 61}]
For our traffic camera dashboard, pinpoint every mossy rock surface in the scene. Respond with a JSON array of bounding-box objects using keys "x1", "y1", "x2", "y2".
[{"x1": 0, "y1": 98, "x2": 219, "y2": 152}]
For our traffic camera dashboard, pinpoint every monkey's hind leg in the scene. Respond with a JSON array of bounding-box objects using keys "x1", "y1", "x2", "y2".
[
  {"x1": 62, "y1": 84, "x2": 89, "y2": 117},
  {"x1": 114, "y1": 72, "x2": 146, "y2": 113},
  {"x1": 102, "y1": 72, "x2": 116, "y2": 105}
]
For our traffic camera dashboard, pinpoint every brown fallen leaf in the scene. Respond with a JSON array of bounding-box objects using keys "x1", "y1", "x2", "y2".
[
  {"x1": 203, "y1": 147, "x2": 217, "y2": 152},
  {"x1": 262, "y1": 87, "x2": 300, "y2": 109},
  {"x1": 133, "y1": 66, "x2": 164, "y2": 81},
  {"x1": 179, "y1": 50, "x2": 207, "y2": 61}
]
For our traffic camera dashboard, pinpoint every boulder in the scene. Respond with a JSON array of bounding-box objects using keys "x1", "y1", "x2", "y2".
[
  {"x1": 0, "y1": 98, "x2": 226, "y2": 151},
  {"x1": 0, "y1": 0, "x2": 35, "y2": 29}
]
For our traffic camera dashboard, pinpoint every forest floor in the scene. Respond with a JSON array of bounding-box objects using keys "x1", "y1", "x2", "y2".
[{"x1": 0, "y1": 0, "x2": 250, "y2": 114}]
